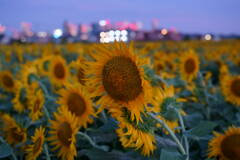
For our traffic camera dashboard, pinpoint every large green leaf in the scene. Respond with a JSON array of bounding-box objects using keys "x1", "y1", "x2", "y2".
[
  {"x1": 160, "y1": 149, "x2": 184, "y2": 160},
  {"x1": 0, "y1": 143, "x2": 12, "y2": 158}
]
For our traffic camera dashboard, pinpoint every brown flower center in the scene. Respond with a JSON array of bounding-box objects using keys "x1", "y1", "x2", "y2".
[
  {"x1": 67, "y1": 93, "x2": 86, "y2": 117},
  {"x1": 53, "y1": 63, "x2": 65, "y2": 79},
  {"x1": 102, "y1": 56, "x2": 142, "y2": 102},
  {"x1": 57, "y1": 122, "x2": 73, "y2": 146},
  {"x1": 184, "y1": 58, "x2": 196, "y2": 74},
  {"x1": 156, "y1": 64, "x2": 164, "y2": 72},
  {"x1": 221, "y1": 134, "x2": 240, "y2": 160},
  {"x1": 33, "y1": 137, "x2": 43, "y2": 154},
  {"x1": 2, "y1": 74, "x2": 14, "y2": 88},
  {"x1": 230, "y1": 78, "x2": 240, "y2": 97},
  {"x1": 77, "y1": 68, "x2": 85, "y2": 85},
  {"x1": 10, "y1": 127, "x2": 24, "y2": 143},
  {"x1": 33, "y1": 99, "x2": 41, "y2": 112}
]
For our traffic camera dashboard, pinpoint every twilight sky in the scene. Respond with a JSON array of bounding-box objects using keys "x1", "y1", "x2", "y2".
[{"x1": 1, "y1": 0, "x2": 240, "y2": 34}]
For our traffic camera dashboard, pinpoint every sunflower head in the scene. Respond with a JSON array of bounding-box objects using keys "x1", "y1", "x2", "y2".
[
  {"x1": 48, "y1": 110, "x2": 79, "y2": 160},
  {"x1": 0, "y1": 71, "x2": 17, "y2": 92},
  {"x1": 208, "y1": 127, "x2": 240, "y2": 160},
  {"x1": 221, "y1": 75, "x2": 240, "y2": 106},
  {"x1": 180, "y1": 50, "x2": 199, "y2": 82},
  {"x1": 49, "y1": 55, "x2": 69, "y2": 86},
  {"x1": 87, "y1": 42, "x2": 152, "y2": 122},
  {"x1": 57, "y1": 84, "x2": 95, "y2": 128},
  {"x1": 113, "y1": 108, "x2": 156, "y2": 156},
  {"x1": 0, "y1": 114, "x2": 27, "y2": 145},
  {"x1": 25, "y1": 126, "x2": 45, "y2": 160}
]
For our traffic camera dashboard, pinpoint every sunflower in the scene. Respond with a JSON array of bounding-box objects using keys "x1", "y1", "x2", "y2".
[
  {"x1": 179, "y1": 50, "x2": 199, "y2": 82},
  {"x1": 12, "y1": 84, "x2": 28, "y2": 113},
  {"x1": 48, "y1": 110, "x2": 79, "y2": 160},
  {"x1": 25, "y1": 126, "x2": 45, "y2": 160},
  {"x1": 57, "y1": 84, "x2": 94, "y2": 128},
  {"x1": 18, "y1": 61, "x2": 38, "y2": 85},
  {"x1": 49, "y1": 55, "x2": 69, "y2": 86},
  {"x1": 0, "y1": 114, "x2": 27, "y2": 145},
  {"x1": 221, "y1": 75, "x2": 240, "y2": 106},
  {"x1": 35, "y1": 55, "x2": 53, "y2": 76},
  {"x1": 28, "y1": 88, "x2": 45, "y2": 121},
  {"x1": 208, "y1": 126, "x2": 240, "y2": 160},
  {"x1": 151, "y1": 85, "x2": 182, "y2": 134},
  {"x1": 87, "y1": 42, "x2": 152, "y2": 122},
  {"x1": 69, "y1": 57, "x2": 86, "y2": 86},
  {"x1": 0, "y1": 71, "x2": 17, "y2": 92},
  {"x1": 111, "y1": 108, "x2": 156, "y2": 156}
]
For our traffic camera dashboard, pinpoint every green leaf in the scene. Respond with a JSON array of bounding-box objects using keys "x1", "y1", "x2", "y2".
[
  {"x1": 186, "y1": 121, "x2": 217, "y2": 139},
  {"x1": 0, "y1": 143, "x2": 13, "y2": 158},
  {"x1": 160, "y1": 149, "x2": 183, "y2": 160}
]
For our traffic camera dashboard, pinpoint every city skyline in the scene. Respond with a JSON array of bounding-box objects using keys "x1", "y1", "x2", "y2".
[{"x1": 1, "y1": 0, "x2": 240, "y2": 34}]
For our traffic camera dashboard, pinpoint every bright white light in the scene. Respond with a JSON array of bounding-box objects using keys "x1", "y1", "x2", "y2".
[
  {"x1": 115, "y1": 36, "x2": 120, "y2": 42},
  {"x1": 37, "y1": 32, "x2": 47, "y2": 38},
  {"x1": 100, "y1": 38, "x2": 105, "y2": 43},
  {"x1": 53, "y1": 29, "x2": 62, "y2": 39},
  {"x1": 100, "y1": 32, "x2": 105, "y2": 37},
  {"x1": 104, "y1": 37, "x2": 110, "y2": 43},
  {"x1": 161, "y1": 28, "x2": 168, "y2": 35},
  {"x1": 109, "y1": 36, "x2": 115, "y2": 42},
  {"x1": 121, "y1": 36, "x2": 128, "y2": 42},
  {"x1": 204, "y1": 34, "x2": 212, "y2": 40},
  {"x1": 109, "y1": 30, "x2": 115, "y2": 36},
  {"x1": 115, "y1": 30, "x2": 121, "y2": 36},
  {"x1": 121, "y1": 30, "x2": 128, "y2": 36},
  {"x1": 99, "y1": 20, "x2": 106, "y2": 26}
]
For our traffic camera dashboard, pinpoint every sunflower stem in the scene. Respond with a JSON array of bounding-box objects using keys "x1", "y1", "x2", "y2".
[
  {"x1": 43, "y1": 143, "x2": 51, "y2": 160},
  {"x1": 148, "y1": 113, "x2": 186, "y2": 155},
  {"x1": 77, "y1": 132, "x2": 108, "y2": 151},
  {"x1": 0, "y1": 136, "x2": 17, "y2": 160},
  {"x1": 38, "y1": 81, "x2": 55, "y2": 101},
  {"x1": 198, "y1": 72, "x2": 211, "y2": 120},
  {"x1": 43, "y1": 105, "x2": 51, "y2": 121},
  {"x1": 176, "y1": 109, "x2": 189, "y2": 160},
  {"x1": 101, "y1": 109, "x2": 108, "y2": 123}
]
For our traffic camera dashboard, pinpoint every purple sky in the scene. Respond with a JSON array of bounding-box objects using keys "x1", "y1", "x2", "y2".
[{"x1": 1, "y1": 0, "x2": 240, "y2": 34}]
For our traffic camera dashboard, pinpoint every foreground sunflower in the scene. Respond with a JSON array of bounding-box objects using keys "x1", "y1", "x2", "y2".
[
  {"x1": 49, "y1": 55, "x2": 69, "y2": 86},
  {"x1": 110, "y1": 108, "x2": 156, "y2": 156},
  {"x1": 0, "y1": 114, "x2": 27, "y2": 145},
  {"x1": 179, "y1": 50, "x2": 199, "y2": 82},
  {"x1": 0, "y1": 71, "x2": 17, "y2": 92},
  {"x1": 25, "y1": 126, "x2": 45, "y2": 160},
  {"x1": 57, "y1": 84, "x2": 94, "y2": 128},
  {"x1": 208, "y1": 126, "x2": 240, "y2": 160},
  {"x1": 221, "y1": 75, "x2": 240, "y2": 106},
  {"x1": 69, "y1": 57, "x2": 86, "y2": 86},
  {"x1": 48, "y1": 110, "x2": 79, "y2": 160},
  {"x1": 87, "y1": 42, "x2": 152, "y2": 121}
]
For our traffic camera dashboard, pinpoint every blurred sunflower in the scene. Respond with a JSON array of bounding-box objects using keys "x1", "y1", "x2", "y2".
[
  {"x1": 12, "y1": 84, "x2": 28, "y2": 113},
  {"x1": 87, "y1": 42, "x2": 152, "y2": 122},
  {"x1": 48, "y1": 110, "x2": 79, "y2": 160},
  {"x1": 221, "y1": 75, "x2": 240, "y2": 106},
  {"x1": 179, "y1": 51, "x2": 199, "y2": 82},
  {"x1": 208, "y1": 126, "x2": 240, "y2": 160},
  {"x1": 25, "y1": 126, "x2": 45, "y2": 160},
  {"x1": 0, "y1": 114, "x2": 27, "y2": 145},
  {"x1": 28, "y1": 88, "x2": 45, "y2": 121},
  {"x1": 57, "y1": 84, "x2": 94, "y2": 128},
  {"x1": 19, "y1": 61, "x2": 38, "y2": 85},
  {"x1": 0, "y1": 71, "x2": 17, "y2": 92},
  {"x1": 69, "y1": 57, "x2": 86, "y2": 85},
  {"x1": 49, "y1": 55, "x2": 69, "y2": 86},
  {"x1": 110, "y1": 108, "x2": 156, "y2": 156},
  {"x1": 35, "y1": 55, "x2": 53, "y2": 76}
]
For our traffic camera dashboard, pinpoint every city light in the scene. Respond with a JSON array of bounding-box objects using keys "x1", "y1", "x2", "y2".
[
  {"x1": 204, "y1": 34, "x2": 212, "y2": 40},
  {"x1": 99, "y1": 20, "x2": 107, "y2": 26},
  {"x1": 161, "y1": 28, "x2": 168, "y2": 35},
  {"x1": 53, "y1": 29, "x2": 63, "y2": 39},
  {"x1": 37, "y1": 32, "x2": 47, "y2": 38},
  {"x1": 99, "y1": 30, "x2": 128, "y2": 43}
]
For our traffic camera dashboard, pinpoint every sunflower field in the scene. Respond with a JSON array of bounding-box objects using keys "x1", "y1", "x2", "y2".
[{"x1": 0, "y1": 40, "x2": 240, "y2": 160}]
